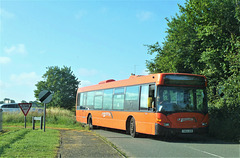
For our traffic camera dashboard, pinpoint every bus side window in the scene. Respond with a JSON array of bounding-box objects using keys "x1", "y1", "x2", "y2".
[
  {"x1": 94, "y1": 96, "x2": 103, "y2": 109},
  {"x1": 94, "y1": 90, "x2": 103, "y2": 109},
  {"x1": 86, "y1": 91, "x2": 94, "y2": 109},
  {"x1": 140, "y1": 85, "x2": 149, "y2": 110},
  {"x1": 125, "y1": 85, "x2": 139, "y2": 111},
  {"x1": 80, "y1": 93, "x2": 87, "y2": 109},
  {"x1": 103, "y1": 89, "x2": 113, "y2": 110},
  {"x1": 113, "y1": 88, "x2": 124, "y2": 110}
]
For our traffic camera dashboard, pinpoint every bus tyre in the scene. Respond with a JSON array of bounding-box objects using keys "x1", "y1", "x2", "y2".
[
  {"x1": 88, "y1": 115, "x2": 93, "y2": 130},
  {"x1": 130, "y1": 117, "x2": 137, "y2": 138}
]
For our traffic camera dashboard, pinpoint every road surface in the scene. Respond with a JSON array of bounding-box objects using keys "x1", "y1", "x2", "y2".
[{"x1": 94, "y1": 128, "x2": 239, "y2": 158}]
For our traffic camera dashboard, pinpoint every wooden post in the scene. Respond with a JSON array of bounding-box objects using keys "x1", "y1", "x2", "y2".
[
  {"x1": 32, "y1": 117, "x2": 35, "y2": 130},
  {"x1": 44, "y1": 103, "x2": 46, "y2": 132},
  {"x1": 40, "y1": 116, "x2": 43, "y2": 129},
  {"x1": 24, "y1": 116, "x2": 26, "y2": 128}
]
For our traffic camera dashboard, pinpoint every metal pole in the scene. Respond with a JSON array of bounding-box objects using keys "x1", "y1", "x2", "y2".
[
  {"x1": 44, "y1": 103, "x2": 46, "y2": 132},
  {"x1": 24, "y1": 116, "x2": 26, "y2": 128}
]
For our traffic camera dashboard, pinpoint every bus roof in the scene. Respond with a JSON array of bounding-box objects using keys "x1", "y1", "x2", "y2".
[{"x1": 77, "y1": 73, "x2": 207, "y2": 93}]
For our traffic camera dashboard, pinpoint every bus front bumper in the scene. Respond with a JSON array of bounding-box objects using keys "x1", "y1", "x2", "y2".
[{"x1": 155, "y1": 123, "x2": 209, "y2": 135}]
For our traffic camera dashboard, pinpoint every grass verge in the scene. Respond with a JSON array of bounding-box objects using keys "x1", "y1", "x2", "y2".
[
  {"x1": 0, "y1": 127, "x2": 60, "y2": 157},
  {"x1": 1, "y1": 107, "x2": 87, "y2": 157}
]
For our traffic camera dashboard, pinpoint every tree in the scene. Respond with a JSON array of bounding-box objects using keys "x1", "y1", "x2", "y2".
[
  {"x1": 146, "y1": 0, "x2": 239, "y2": 103},
  {"x1": 146, "y1": 3, "x2": 203, "y2": 74},
  {"x1": 34, "y1": 66, "x2": 80, "y2": 109},
  {"x1": 146, "y1": 0, "x2": 240, "y2": 140}
]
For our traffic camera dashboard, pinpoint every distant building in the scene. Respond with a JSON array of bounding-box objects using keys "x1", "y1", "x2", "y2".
[
  {"x1": 4, "y1": 98, "x2": 10, "y2": 103},
  {"x1": 2, "y1": 98, "x2": 15, "y2": 104}
]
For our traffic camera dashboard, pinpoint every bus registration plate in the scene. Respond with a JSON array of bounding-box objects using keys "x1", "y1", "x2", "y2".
[{"x1": 182, "y1": 129, "x2": 193, "y2": 133}]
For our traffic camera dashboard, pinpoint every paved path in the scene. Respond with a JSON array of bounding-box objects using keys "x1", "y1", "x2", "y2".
[{"x1": 57, "y1": 130, "x2": 122, "y2": 158}]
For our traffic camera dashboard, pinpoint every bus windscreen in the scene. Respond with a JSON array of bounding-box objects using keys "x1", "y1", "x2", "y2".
[{"x1": 157, "y1": 86, "x2": 207, "y2": 114}]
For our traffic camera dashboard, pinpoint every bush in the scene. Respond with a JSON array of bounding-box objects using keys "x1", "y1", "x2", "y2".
[
  {"x1": 209, "y1": 106, "x2": 240, "y2": 142},
  {"x1": 46, "y1": 107, "x2": 78, "y2": 125}
]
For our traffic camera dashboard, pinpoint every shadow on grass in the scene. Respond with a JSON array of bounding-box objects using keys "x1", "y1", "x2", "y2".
[{"x1": 0, "y1": 129, "x2": 30, "y2": 157}]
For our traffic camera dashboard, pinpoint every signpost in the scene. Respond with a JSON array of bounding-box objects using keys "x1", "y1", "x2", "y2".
[
  {"x1": 18, "y1": 103, "x2": 32, "y2": 128},
  {"x1": 39, "y1": 90, "x2": 52, "y2": 132}
]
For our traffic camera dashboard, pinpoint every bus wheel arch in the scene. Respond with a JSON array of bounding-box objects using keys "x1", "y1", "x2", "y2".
[
  {"x1": 130, "y1": 117, "x2": 137, "y2": 138},
  {"x1": 87, "y1": 113, "x2": 93, "y2": 130},
  {"x1": 126, "y1": 116, "x2": 133, "y2": 134},
  {"x1": 126, "y1": 116, "x2": 138, "y2": 137}
]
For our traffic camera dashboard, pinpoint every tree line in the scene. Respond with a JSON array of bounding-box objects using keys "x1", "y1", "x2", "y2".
[{"x1": 146, "y1": 0, "x2": 239, "y2": 141}]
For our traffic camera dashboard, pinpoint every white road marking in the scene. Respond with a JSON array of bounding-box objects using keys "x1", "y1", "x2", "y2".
[{"x1": 187, "y1": 146, "x2": 224, "y2": 158}]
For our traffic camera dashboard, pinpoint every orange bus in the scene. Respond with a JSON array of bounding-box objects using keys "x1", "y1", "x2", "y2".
[{"x1": 76, "y1": 73, "x2": 209, "y2": 137}]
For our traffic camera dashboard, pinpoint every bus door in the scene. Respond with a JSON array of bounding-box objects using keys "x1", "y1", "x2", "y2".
[
  {"x1": 140, "y1": 84, "x2": 156, "y2": 111},
  {"x1": 137, "y1": 84, "x2": 156, "y2": 134}
]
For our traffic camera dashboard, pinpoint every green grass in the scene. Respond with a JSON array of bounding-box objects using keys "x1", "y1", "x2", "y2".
[
  {"x1": 0, "y1": 127, "x2": 60, "y2": 157},
  {"x1": 0, "y1": 107, "x2": 87, "y2": 157}
]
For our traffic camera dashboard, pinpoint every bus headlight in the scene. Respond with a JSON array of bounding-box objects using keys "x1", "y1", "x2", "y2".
[
  {"x1": 202, "y1": 122, "x2": 207, "y2": 126},
  {"x1": 163, "y1": 123, "x2": 170, "y2": 127}
]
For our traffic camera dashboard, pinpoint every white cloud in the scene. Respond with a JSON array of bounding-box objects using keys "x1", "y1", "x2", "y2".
[
  {"x1": 141, "y1": 69, "x2": 150, "y2": 75},
  {"x1": 75, "y1": 10, "x2": 87, "y2": 20},
  {"x1": 79, "y1": 80, "x2": 93, "y2": 87},
  {"x1": 0, "y1": 57, "x2": 11, "y2": 64},
  {"x1": 136, "y1": 11, "x2": 153, "y2": 21},
  {"x1": 0, "y1": 8, "x2": 15, "y2": 19},
  {"x1": 78, "y1": 68, "x2": 98, "y2": 77},
  {"x1": 10, "y1": 72, "x2": 41, "y2": 86},
  {"x1": 4, "y1": 44, "x2": 27, "y2": 55}
]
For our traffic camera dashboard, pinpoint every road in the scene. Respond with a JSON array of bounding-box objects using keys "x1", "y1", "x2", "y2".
[{"x1": 94, "y1": 128, "x2": 239, "y2": 158}]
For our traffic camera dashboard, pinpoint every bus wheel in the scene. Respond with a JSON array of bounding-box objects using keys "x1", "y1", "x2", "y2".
[
  {"x1": 130, "y1": 117, "x2": 137, "y2": 138},
  {"x1": 87, "y1": 115, "x2": 93, "y2": 130}
]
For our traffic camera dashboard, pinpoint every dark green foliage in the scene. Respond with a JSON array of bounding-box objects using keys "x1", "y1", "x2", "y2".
[
  {"x1": 34, "y1": 66, "x2": 80, "y2": 109},
  {"x1": 146, "y1": 0, "x2": 240, "y2": 141},
  {"x1": 209, "y1": 106, "x2": 240, "y2": 141}
]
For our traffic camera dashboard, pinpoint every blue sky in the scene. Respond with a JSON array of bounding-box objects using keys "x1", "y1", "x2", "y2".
[{"x1": 0, "y1": 0, "x2": 185, "y2": 102}]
